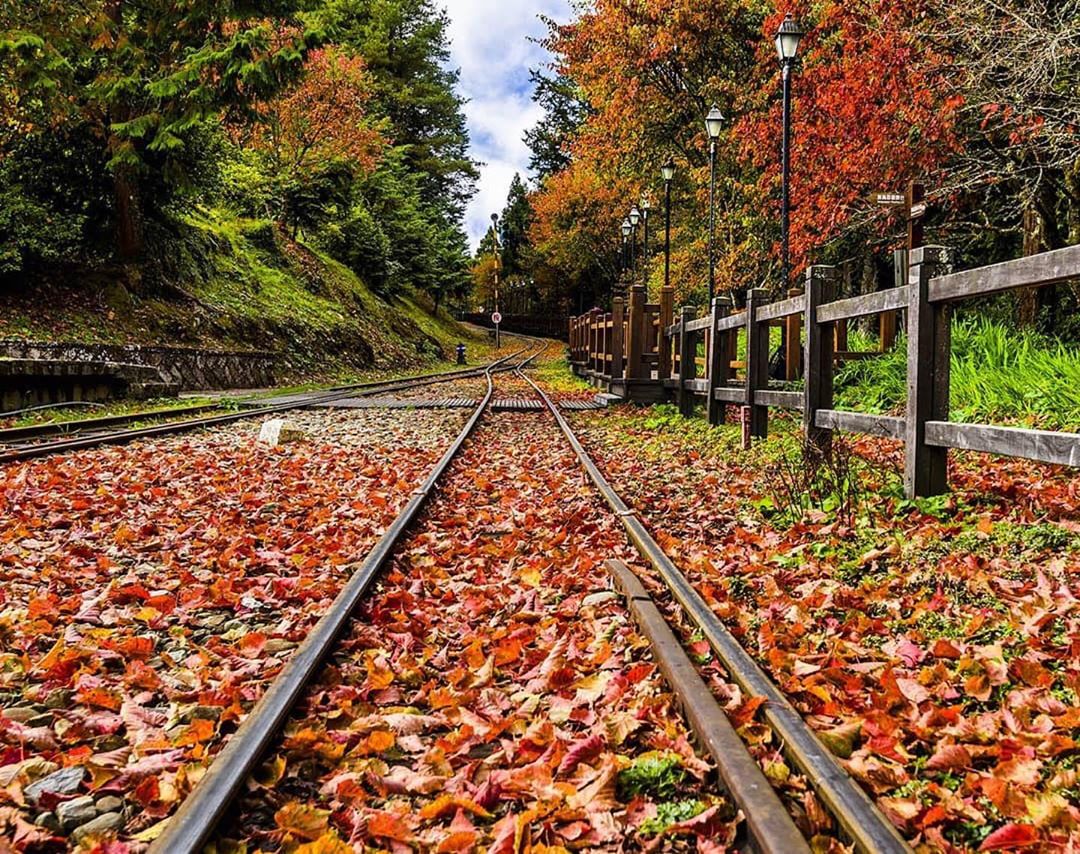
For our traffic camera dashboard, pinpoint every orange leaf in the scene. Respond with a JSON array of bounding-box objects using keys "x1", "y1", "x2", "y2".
[
  {"x1": 365, "y1": 730, "x2": 395, "y2": 753},
  {"x1": 275, "y1": 802, "x2": 330, "y2": 841},
  {"x1": 366, "y1": 811, "x2": 413, "y2": 842},
  {"x1": 419, "y1": 795, "x2": 493, "y2": 821}
]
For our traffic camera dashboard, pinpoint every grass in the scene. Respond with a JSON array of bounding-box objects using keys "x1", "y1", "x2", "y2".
[
  {"x1": 0, "y1": 206, "x2": 497, "y2": 386},
  {"x1": 0, "y1": 397, "x2": 218, "y2": 430},
  {"x1": 835, "y1": 318, "x2": 1080, "y2": 431}
]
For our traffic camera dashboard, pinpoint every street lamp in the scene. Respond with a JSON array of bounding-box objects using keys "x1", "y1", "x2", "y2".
[
  {"x1": 661, "y1": 159, "x2": 676, "y2": 294},
  {"x1": 640, "y1": 195, "x2": 652, "y2": 288},
  {"x1": 621, "y1": 218, "x2": 633, "y2": 299},
  {"x1": 490, "y1": 213, "x2": 501, "y2": 348},
  {"x1": 627, "y1": 208, "x2": 639, "y2": 287},
  {"x1": 776, "y1": 13, "x2": 805, "y2": 289},
  {"x1": 705, "y1": 106, "x2": 724, "y2": 303}
]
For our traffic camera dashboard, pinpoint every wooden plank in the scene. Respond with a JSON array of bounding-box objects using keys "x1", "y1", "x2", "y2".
[
  {"x1": 756, "y1": 390, "x2": 804, "y2": 410},
  {"x1": 684, "y1": 378, "x2": 709, "y2": 394},
  {"x1": 929, "y1": 244, "x2": 1080, "y2": 303},
  {"x1": 816, "y1": 287, "x2": 908, "y2": 324},
  {"x1": 715, "y1": 313, "x2": 745, "y2": 333},
  {"x1": 757, "y1": 293, "x2": 807, "y2": 322},
  {"x1": 926, "y1": 422, "x2": 1080, "y2": 467},
  {"x1": 714, "y1": 386, "x2": 748, "y2": 404},
  {"x1": 685, "y1": 316, "x2": 713, "y2": 333},
  {"x1": 814, "y1": 410, "x2": 905, "y2": 440}
]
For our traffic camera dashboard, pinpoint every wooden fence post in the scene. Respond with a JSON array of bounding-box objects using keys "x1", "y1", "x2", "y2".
[
  {"x1": 707, "y1": 295, "x2": 733, "y2": 426},
  {"x1": 611, "y1": 298, "x2": 625, "y2": 379},
  {"x1": 785, "y1": 287, "x2": 804, "y2": 381},
  {"x1": 659, "y1": 286, "x2": 674, "y2": 382},
  {"x1": 627, "y1": 285, "x2": 646, "y2": 380},
  {"x1": 677, "y1": 306, "x2": 696, "y2": 417},
  {"x1": 905, "y1": 245, "x2": 953, "y2": 498},
  {"x1": 745, "y1": 288, "x2": 771, "y2": 439},
  {"x1": 803, "y1": 266, "x2": 837, "y2": 449},
  {"x1": 594, "y1": 309, "x2": 603, "y2": 375}
]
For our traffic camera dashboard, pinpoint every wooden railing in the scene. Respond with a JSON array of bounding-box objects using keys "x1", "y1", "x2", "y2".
[{"x1": 569, "y1": 243, "x2": 1080, "y2": 498}]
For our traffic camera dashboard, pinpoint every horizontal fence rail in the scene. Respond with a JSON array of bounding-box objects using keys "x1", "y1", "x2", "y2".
[{"x1": 568, "y1": 243, "x2": 1080, "y2": 497}]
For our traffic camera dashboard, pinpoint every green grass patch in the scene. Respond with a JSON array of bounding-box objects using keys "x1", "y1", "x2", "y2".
[
  {"x1": 638, "y1": 799, "x2": 708, "y2": 837},
  {"x1": 835, "y1": 318, "x2": 1080, "y2": 430},
  {"x1": 617, "y1": 752, "x2": 686, "y2": 801}
]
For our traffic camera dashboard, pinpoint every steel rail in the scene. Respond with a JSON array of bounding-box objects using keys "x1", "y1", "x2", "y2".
[
  {"x1": 0, "y1": 404, "x2": 221, "y2": 443},
  {"x1": 607, "y1": 558, "x2": 808, "y2": 853},
  {"x1": 519, "y1": 371, "x2": 912, "y2": 854},
  {"x1": 0, "y1": 349, "x2": 529, "y2": 464},
  {"x1": 149, "y1": 345, "x2": 545, "y2": 854}
]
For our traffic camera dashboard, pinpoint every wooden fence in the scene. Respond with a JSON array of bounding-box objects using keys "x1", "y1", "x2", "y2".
[{"x1": 568, "y1": 244, "x2": 1080, "y2": 498}]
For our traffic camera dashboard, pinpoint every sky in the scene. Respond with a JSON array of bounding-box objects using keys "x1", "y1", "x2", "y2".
[{"x1": 444, "y1": 0, "x2": 571, "y2": 249}]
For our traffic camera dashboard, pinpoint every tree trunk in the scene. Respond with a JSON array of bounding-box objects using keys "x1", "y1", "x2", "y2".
[
  {"x1": 1018, "y1": 207, "x2": 1042, "y2": 328},
  {"x1": 1020, "y1": 188, "x2": 1064, "y2": 333},
  {"x1": 113, "y1": 165, "x2": 144, "y2": 262}
]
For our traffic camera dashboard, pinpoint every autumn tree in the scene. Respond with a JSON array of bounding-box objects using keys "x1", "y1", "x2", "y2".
[{"x1": 241, "y1": 47, "x2": 386, "y2": 235}]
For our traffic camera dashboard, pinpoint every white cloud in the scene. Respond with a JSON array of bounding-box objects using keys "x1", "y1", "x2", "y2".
[{"x1": 441, "y1": 0, "x2": 570, "y2": 248}]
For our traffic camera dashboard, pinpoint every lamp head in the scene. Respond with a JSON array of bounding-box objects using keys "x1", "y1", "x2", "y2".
[
  {"x1": 775, "y1": 13, "x2": 806, "y2": 64},
  {"x1": 705, "y1": 106, "x2": 725, "y2": 141}
]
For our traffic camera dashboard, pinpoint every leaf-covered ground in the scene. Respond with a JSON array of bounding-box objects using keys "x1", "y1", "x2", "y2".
[
  {"x1": 217, "y1": 399, "x2": 734, "y2": 852},
  {"x1": 567, "y1": 405, "x2": 1080, "y2": 852},
  {"x1": 0, "y1": 407, "x2": 473, "y2": 848}
]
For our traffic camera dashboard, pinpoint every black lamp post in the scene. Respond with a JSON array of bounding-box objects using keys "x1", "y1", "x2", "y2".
[
  {"x1": 490, "y1": 212, "x2": 501, "y2": 348},
  {"x1": 661, "y1": 159, "x2": 676, "y2": 294},
  {"x1": 621, "y1": 218, "x2": 633, "y2": 299},
  {"x1": 640, "y1": 195, "x2": 652, "y2": 288},
  {"x1": 628, "y1": 205, "x2": 641, "y2": 291},
  {"x1": 776, "y1": 13, "x2": 806, "y2": 289},
  {"x1": 705, "y1": 106, "x2": 724, "y2": 303}
]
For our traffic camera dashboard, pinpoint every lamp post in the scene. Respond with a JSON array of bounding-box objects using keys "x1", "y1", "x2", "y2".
[
  {"x1": 640, "y1": 195, "x2": 652, "y2": 288},
  {"x1": 661, "y1": 159, "x2": 676, "y2": 294},
  {"x1": 490, "y1": 212, "x2": 501, "y2": 349},
  {"x1": 705, "y1": 106, "x2": 724, "y2": 303},
  {"x1": 776, "y1": 13, "x2": 806, "y2": 290},
  {"x1": 621, "y1": 218, "x2": 633, "y2": 301},
  {"x1": 628, "y1": 205, "x2": 641, "y2": 295}
]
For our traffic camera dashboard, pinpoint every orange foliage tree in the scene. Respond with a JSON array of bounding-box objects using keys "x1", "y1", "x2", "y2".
[
  {"x1": 245, "y1": 47, "x2": 385, "y2": 184},
  {"x1": 529, "y1": 0, "x2": 961, "y2": 306}
]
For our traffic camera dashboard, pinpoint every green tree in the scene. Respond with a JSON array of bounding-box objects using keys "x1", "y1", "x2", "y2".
[
  {"x1": 0, "y1": 0, "x2": 316, "y2": 260},
  {"x1": 322, "y1": 0, "x2": 478, "y2": 217},
  {"x1": 498, "y1": 173, "x2": 533, "y2": 280},
  {"x1": 525, "y1": 67, "x2": 589, "y2": 181}
]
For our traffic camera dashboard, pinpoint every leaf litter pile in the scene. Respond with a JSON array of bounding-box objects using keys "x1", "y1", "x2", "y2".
[
  {"x1": 0, "y1": 407, "x2": 473, "y2": 849},
  {"x1": 569, "y1": 407, "x2": 1080, "y2": 852},
  {"x1": 218, "y1": 406, "x2": 735, "y2": 853}
]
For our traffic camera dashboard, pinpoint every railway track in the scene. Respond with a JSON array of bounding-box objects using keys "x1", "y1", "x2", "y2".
[
  {"x1": 0, "y1": 346, "x2": 532, "y2": 464},
  {"x1": 142, "y1": 348, "x2": 911, "y2": 854}
]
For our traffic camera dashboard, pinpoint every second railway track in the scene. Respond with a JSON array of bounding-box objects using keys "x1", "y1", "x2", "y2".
[
  {"x1": 0, "y1": 346, "x2": 534, "y2": 464},
  {"x1": 140, "y1": 345, "x2": 910, "y2": 854}
]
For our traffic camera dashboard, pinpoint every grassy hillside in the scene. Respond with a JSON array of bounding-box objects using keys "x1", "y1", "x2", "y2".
[{"x1": 0, "y1": 208, "x2": 493, "y2": 382}]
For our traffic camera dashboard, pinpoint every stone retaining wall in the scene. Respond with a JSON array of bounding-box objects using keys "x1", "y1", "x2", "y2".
[{"x1": 0, "y1": 342, "x2": 276, "y2": 391}]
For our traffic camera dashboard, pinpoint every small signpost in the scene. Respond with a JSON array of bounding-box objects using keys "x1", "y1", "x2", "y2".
[
  {"x1": 871, "y1": 181, "x2": 927, "y2": 351},
  {"x1": 491, "y1": 311, "x2": 502, "y2": 349}
]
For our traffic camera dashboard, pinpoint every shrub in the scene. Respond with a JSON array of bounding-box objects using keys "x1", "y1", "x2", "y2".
[{"x1": 317, "y1": 202, "x2": 391, "y2": 293}]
